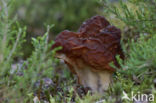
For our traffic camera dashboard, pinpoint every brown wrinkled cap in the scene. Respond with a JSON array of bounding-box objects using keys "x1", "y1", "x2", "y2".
[{"x1": 52, "y1": 15, "x2": 124, "y2": 72}]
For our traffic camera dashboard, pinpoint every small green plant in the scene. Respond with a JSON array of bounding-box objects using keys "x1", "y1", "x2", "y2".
[
  {"x1": 0, "y1": 0, "x2": 60, "y2": 102},
  {"x1": 100, "y1": 0, "x2": 156, "y2": 103}
]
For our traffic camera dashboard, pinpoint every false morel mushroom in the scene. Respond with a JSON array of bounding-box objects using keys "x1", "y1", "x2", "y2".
[{"x1": 52, "y1": 15, "x2": 124, "y2": 93}]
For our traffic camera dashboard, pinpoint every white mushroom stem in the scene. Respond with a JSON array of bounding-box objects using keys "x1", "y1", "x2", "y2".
[{"x1": 55, "y1": 53, "x2": 113, "y2": 93}]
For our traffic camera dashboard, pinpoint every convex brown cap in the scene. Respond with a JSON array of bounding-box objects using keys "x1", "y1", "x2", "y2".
[{"x1": 52, "y1": 15, "x2": 124, "y2": 72}]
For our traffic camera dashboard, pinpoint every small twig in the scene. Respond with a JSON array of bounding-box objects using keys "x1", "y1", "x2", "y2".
[
  {"x1": 128, "y1": 19, "x2": 156, "y2": 22},
  {"x1": 7, "y1": 28, "x2": 22, "y2": 61},
  {"x1": 2, "y1": 0, "x2": 9, "y2": 43},
  {"x1": 0, "y1": 0, "x2": 9, "y2": 63},
  {"x1": 1, "y1": 0, "x2": 8, "y2": 17}
]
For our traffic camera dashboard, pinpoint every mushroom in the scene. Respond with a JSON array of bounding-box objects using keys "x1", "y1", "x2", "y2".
[{"x1": 52, "y1": 15, "x2": 124, "y2": 93}]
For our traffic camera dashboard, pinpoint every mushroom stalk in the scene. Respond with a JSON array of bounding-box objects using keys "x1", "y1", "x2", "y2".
[
  {"x1": 56, "y1": 53, "x2": 113, "y2": 93},
  {"x1": 77, "y1": 67, "x2": 113, "y2": 93}
]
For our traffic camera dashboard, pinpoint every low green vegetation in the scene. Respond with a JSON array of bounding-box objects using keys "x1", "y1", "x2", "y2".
[{"x1": 0, "y1": 0, "x2": 156, "y2": 103}]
